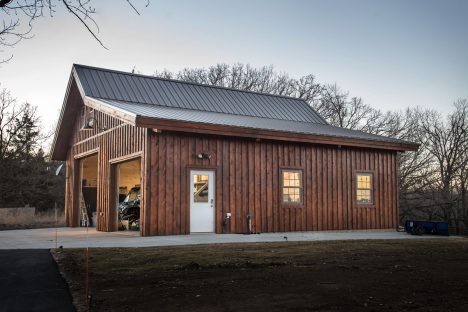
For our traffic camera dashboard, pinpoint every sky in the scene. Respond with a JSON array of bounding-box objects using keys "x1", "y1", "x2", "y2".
[{"x1": 1, "y1": 0, "x2": 467, "y2": 136}]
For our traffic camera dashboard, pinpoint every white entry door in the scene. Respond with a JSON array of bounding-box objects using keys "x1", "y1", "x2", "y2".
[{"x1": 190, "y1": 170, "x2": 215, "y2": 233}]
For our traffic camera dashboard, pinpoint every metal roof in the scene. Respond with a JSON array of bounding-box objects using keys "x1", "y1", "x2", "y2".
[
  {"x1": 73, "y1": 64, "x2": 328, "y2": 124},
  {"x1": 93, "y1": 97, "x2": 415, "y2": 146},
  {"x1": 44, "y1": 64, "x2": 418, "y2": 156}
]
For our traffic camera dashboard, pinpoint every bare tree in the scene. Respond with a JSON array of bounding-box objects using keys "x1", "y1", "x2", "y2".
[
  {"x1": 0, "y1": 0, "x2": 148, "y2": 62},
  {"x1": 155, "y1": 63, "x2": 324, "y2": 106},
  {"x1": 418, "y1": 100, "x2": 468, "y2": 232},
  {"x1": 314, "y1": 83, "x2": 399, "y2": 135},
  {"x1": 396, "y1": 108, "x2": 439, "y2": 221},
  {"x1": 0, "y1": 86, "x2": 23, "y2": 159},
  {"x1": 458, "y1": 162, "x2": 468, "y2": 230},
  {"x1": 0, "y1": 85, "x2": 50, "y2": 159}
]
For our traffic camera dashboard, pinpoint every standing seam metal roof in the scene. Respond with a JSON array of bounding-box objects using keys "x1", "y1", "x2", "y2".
[
  {"x1": 93, "y1": 98, "x2": 414, "y2": 145},
  {"x1": 73, "y1": 64, "x2": 327, "y2": 124}
]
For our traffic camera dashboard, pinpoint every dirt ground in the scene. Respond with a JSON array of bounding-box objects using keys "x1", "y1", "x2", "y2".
[{"x1": 53, "y1": 238, "x2": 468, "y2": 312}]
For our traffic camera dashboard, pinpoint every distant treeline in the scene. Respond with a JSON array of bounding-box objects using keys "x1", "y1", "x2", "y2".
[{"x1": 0, "y1": 87, "x2": 64, "y2": 211}]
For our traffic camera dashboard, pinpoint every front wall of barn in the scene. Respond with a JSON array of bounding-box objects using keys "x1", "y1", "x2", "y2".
[
  {"x1": 64, "y1": 82, "x2": 146, "y2": 232},
  {"x1": 141, "y1": 131, "x2": 399, "y2": 236}
]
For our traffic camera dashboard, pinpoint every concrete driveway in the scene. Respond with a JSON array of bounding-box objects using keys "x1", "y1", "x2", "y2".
[{"x1": 0, "y1": 227, "x2": 450, "y2": 249}]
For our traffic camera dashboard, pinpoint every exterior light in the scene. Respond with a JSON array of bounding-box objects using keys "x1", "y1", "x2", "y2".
[
  {"x1": 81, "y1": 116, "x2": 95, "y2": 130},
  {"x1": 81, "y1": 116, "x2": 106, "y2": 131},
  {"x1": 196, "y1": 153, "x2": 211, "y2": 159}
]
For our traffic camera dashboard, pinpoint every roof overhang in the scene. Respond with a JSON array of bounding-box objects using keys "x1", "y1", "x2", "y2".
[
  {"x1": 51, "y1": 69, "x2": 140, "y2": 161},
  {"x1": 84, "y1": 97, "x2": 137, "y2": 125},
  {"x1": 134, "y1": 116, "x2": 419, "y2": 152},
  {"x1": 50, "y1": 71, "x2": 82, "y2": 161},
  {"x1": 91, "y1": 97, "x2": 419, "y2": 152}
]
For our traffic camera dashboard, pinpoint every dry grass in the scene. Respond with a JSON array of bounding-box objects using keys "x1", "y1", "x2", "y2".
[{"x1": 0, "y1": 209, "x2": 65, "y2": 230}]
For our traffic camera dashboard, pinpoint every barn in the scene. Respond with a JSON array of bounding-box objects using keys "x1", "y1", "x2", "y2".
[{"x1": 51, "y1": 64, "x2": 418, "y2": 236}]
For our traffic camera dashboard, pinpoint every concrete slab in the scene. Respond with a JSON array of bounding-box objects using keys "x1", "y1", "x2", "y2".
[{"x1": 0, "y1": 227, "x2": 452, "y2": 249}]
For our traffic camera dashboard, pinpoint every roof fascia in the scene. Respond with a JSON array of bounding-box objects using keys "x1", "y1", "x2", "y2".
[
  {"x1": 84, "y1": 97, "x2": 137, "y2": 125},
  {"x1": 50, "y1": 71, "x2": 77, "y2": 160},
  {"x1": 135, "y1": 116, "x2": 419, "y2": 152}
]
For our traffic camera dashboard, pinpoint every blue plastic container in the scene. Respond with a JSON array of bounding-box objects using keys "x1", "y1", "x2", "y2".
[{"x1": 404, "y1": 220, "x2": 449, "y2": 236}]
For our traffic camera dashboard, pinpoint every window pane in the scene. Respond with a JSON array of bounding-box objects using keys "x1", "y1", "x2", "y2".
[
  {"x1": 364, "y1": 176, "x2": 370, "y2": 188},
  {"x1": 356, "y1": 173, "x2": 373, "y2": 204},
  {"x1": 282, "y1": 170, "x2": 302, "y2": 203},
  {"x1": 193, "y1": 174, "x2": 208, "y2": 203}
]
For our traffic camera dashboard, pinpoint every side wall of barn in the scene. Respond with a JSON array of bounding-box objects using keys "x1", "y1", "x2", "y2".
[{"x1": 142, "y1": 131, "x2": 399, "y2": 236}]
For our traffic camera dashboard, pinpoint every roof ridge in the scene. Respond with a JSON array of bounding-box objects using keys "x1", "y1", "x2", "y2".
[{"x1": 73, "y1": 63, "x2": 310, "y2": 103}]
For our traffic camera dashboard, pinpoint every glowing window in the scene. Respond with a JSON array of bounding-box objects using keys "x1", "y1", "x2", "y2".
[
  {"x1": 282, "y1": 170, "x2": 302, "y2": 203},
  {"x1": 356, "y1": 173, "x2": 373, "y2": 204}
]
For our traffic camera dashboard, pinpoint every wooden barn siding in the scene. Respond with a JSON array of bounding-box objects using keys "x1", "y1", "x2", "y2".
[
  {"x1": 64, "y1": 101, "x2": 146, "y2": 232},
  {"x1": 143, "y1": 131, "x2": 399, "y2": 236}
]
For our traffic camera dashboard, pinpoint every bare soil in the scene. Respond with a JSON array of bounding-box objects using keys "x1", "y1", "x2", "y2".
[{"x1": 53, "y1": 238, "x2": 468, "y2": 312}]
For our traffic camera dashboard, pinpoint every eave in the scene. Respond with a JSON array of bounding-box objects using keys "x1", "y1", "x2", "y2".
[{"x1": 135, "y1": 116, "x2": 420, "y2": 152}]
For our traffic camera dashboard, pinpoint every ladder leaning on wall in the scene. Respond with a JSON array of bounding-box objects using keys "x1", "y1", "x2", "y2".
[{"x1": 79, "y1": 192, "x2": 89, "y2": 227}]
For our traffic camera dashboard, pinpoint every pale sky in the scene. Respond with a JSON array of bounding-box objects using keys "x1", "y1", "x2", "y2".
[{"x1": 1, "y1": 0, "x2": 467, "y2": 137}]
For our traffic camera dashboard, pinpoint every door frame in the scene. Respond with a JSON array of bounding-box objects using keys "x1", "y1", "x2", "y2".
[
  {"x1": 74, "y1": 151, "x2": 99, "y2": 228},
  {"x1": 187, "y1": 166, "x2": 217, "y2": 233},
  {"x1": 110, "y1": 154, "x2": 143, "y2": 233}
]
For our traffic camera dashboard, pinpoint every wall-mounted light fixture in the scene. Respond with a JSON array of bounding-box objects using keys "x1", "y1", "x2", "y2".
[
  {"x1": 196, "y1": 152, "x2": 211, "y2": 159},
  {"x1": 81, "y1": 116, "x2": 107, "y2": 131},
  {"x1": 81, "y1": 116, "x2": 94, "y2": 130}
]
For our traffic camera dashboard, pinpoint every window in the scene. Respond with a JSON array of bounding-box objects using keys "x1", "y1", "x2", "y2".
[
  {"x1": 193, "y1": 174, "x2": 209, "y2": 203},
  {"x1": 356, "y1": 173, "x2": 373, "y2": 205},
  {"x1": 282, "y1": 170, "x2": 302, "y2": 204}
]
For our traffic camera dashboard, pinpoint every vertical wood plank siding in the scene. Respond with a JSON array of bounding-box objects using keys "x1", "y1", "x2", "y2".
[
  {"x1": 63, "y1": 86, "x2": 146, "y2": 232},
  {"x1": 142, "y1": 131, "x2": 399, "y2": 236}
]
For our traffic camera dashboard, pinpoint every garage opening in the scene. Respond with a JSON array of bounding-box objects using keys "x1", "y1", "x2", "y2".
[
  {"x1": 79, "y1": 154, "x2": 98, "y2": 227},
  {"x1": 115, "y1": 158, "x2": 142, "y2": 232}
]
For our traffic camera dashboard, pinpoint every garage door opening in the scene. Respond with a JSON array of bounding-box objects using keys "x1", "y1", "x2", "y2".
[
  {"x1": 115, "y1": 158, "x2": 142, "y2": 232},
  {"x1": 79, "y1": 154, "x2": 98, "y2": 227}
]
